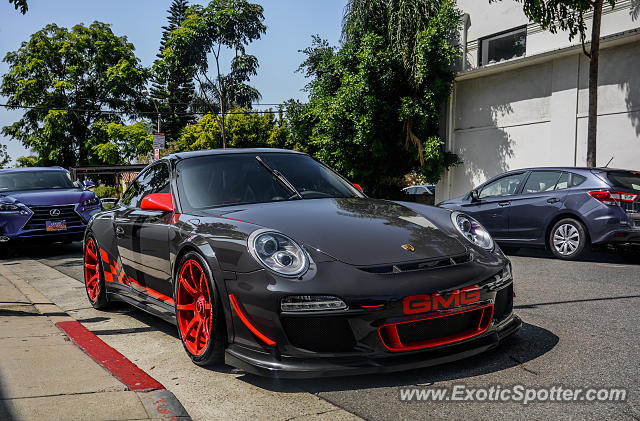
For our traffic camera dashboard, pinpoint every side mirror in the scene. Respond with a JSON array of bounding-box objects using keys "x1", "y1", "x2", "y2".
[
  {"x1": 353, "y1": 183, "x2": 364, "y2": 193},
  {"x1": 82, "y1": 180, "x2": 95, "y2": 189},
  {"x1": 141, "y1": 193, "x2": 174, "y2": 212},
  {"x1": 470, "y1": 190, "x2": 479, "y2": 202}
]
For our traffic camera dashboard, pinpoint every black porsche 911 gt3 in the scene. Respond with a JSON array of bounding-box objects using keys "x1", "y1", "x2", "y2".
[{"x1": 83, "y1": 148, "x2": 521, "y2": 378}]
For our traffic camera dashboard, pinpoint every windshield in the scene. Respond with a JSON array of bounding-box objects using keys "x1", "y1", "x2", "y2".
[
  {"x1": 175, "y1": 153, "x2": 362, "y2": 211},
  {"x1": 0, "y1": 170, "x2": 76, "y2": 192},
  {"x1": 605, "y1": 171, "x2": 640, "y2": 191}
]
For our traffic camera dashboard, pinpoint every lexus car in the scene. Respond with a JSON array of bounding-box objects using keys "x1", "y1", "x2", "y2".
[
  {"x1": 0, "y1": 167, "x2": 101, "y2": 248},
  {"x1": 438, "y1": 167, "x2": 640, "y2": 260},
  {"x1": 83, "y1": 149, "x2": 520, "y2": 378}
]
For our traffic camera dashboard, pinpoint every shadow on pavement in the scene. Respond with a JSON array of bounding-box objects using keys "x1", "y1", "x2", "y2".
[
  {"x1": 515, "y1": 293, "x2": 640, "y2": 310},
  {"x1": 0, "y1": 374, "x2": 16, "y2": 421},
  {"x1": 95, "y1": 301, "x2": 179, "y2": 339},
  {"x1": 240, "y1": 322, "x2": 558, "y2": 393},
  {"x1": 0, "y1": 240, "x2": 83, "y2": 261},
  {"x1": 503, "y1": 246, "x2": 640, "y2": 265}
]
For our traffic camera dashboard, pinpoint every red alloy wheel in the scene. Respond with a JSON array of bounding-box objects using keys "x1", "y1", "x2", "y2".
[
  {"x1": 176, "y1": 259, "x2": 212, "y2": 356},
  {"x1": 84, "y1": 238, "x2": 100, "y2": 302}
]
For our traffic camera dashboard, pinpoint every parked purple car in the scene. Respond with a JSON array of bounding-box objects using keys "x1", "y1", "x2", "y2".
[{"x1": 0, "y1": 167, "x2": 101, "y2": 248}]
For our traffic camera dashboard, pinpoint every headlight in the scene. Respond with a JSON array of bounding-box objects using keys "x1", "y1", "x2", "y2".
[
  {"x1": 450, "y1": 211, "x2": 494, "y2": 251},
  {"x1": 0, "y1": 203, "x2": 20, "y2": 211},
  {"x1": 248, "y1": 230, "x2": 310, "y2": 277},
  {"x1": 82, "y1": 197, "x2": 100, "y2": 207}
]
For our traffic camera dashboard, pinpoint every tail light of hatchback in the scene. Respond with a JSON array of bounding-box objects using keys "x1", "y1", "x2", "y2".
[{"x1": 588, "y1": 190, "x2": 638, "y2": 205}]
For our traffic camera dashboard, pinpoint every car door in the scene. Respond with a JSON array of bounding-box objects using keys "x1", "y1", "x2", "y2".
[
  {"x1": 507, "y1": 171, "x2": 568, "y2": 243},
  {"x1": 133, "y1": 163, "x2": 174, "y2": 303},
  {"x1": 114, "y1": 166, "x2": 156, "y2": 288},
  {"x1": 460, "y1": 172, "x2": 528, "y2": 240}
]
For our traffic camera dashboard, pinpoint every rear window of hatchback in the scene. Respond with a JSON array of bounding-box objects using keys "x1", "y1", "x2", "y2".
[{"x1": 604, "y1": 171, "x2": 640, "y2": 191}]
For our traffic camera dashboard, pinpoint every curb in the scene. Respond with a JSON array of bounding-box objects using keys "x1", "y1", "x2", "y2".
[
  {"x1": 56, "y1": 320, "x2": 165, "y2": 391},
  {"x1": 0, "y1": 262, "x2": 191, "y2": 420}
]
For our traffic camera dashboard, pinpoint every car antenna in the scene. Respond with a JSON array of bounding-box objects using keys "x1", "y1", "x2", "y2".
[{"x1": 603, "y1": 157, "x2": 614, "y2": 168}]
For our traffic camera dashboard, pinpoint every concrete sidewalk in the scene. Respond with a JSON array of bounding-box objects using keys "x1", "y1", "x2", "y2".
[{"x1": 0, "y1": 264, "x2": 190, "y2": 421}]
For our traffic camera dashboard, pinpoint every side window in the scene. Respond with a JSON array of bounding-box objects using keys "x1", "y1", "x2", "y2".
[
  {"x1": 149, "y1": 163, "x2": 170, "y2": 195},
  {"x1": 120, "y1": 183, "x2": 138, "y2": 206},
  {"x1": 127, "y1": 168, "x2": 156, "y2": 208},
  {"x1": 570, "y1": 174, "x2": 587, "y2": 187},
  {"x1": 120, "y1": 168, "x2": 152, "y2": 207},
  {"x1": 134, "y1": 164, "x2": 170, "y2": 208},
  {"x1": 555, "y1": 172, "x2": 569, "y2": 190},
  {"x1": 479, "y1": 173, "x2": 527, "y2": 199},
  {"x1": 522, "y1": 171, "x2": 562, "y2": 194}
]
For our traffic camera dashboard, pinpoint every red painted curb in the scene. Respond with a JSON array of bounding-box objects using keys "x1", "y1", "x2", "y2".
[{"x1": 56, "y1": 320, "x2": 165, "y2": 391}]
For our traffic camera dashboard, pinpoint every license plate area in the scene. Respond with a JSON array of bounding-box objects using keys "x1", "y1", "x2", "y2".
[{"x1": 46, "y1": 220, "x2": 67, "y2": 231}]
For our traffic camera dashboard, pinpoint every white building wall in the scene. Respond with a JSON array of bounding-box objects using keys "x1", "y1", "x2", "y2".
[{"x1": 437, "y1": 1, "x2": 640, "y2": 202}]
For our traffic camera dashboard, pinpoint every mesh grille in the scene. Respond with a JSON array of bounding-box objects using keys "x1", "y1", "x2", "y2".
[
  {"x1": 282, "y1": 316, "x2": 356, "y2": 352},
  {"x1": 493, "y1": 284, "x2": 513, "y2": 322},
  {"x1": 23, "y1": 205, "x2": 85, "y2": 231},
  {"x1": 396, "y1": 311, "x2": 477, "y2": 344}
]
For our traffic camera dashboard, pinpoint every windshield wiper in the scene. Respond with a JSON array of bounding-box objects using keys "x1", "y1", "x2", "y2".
[{"x1": 255, "y1": 156, "x2": 303, "y2": 200}]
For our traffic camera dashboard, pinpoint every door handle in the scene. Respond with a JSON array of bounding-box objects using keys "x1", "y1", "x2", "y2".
[
  {"x1": 547, "y1": 198, "x2": 560, "y2": 204},
  {"x1": 498, "y1": 201, "x2": 510, "y2": 207},
  {"x1": 115, "y1": 226, "x2": 124, "y2": 238}
]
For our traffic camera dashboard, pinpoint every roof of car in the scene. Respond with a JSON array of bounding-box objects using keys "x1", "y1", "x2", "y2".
[
  {"x1": 167, "y1": 148, "x2": 306, "y2": 161},
  {"x1": 0, "y1": 166, "x2": 66, "y2": 173},
  {"x1": 504, "y1": 166, "x2": 633, "y2": 173}
]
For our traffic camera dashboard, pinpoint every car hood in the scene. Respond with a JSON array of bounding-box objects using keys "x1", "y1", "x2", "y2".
[
  {"x1": 437, "y1": 194, "x2": 467, "y2": 208},
  {"x1": 211, "y1": 198, "x2": 467, "y2": 266},
  {"x1": 0, "y1": 189, "x2": 94, "y2": 206}
]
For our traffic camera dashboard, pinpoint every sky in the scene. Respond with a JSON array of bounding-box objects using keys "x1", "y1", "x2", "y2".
[{"x1": 0, "y1": 0, "x2": 347, "y2": 164}]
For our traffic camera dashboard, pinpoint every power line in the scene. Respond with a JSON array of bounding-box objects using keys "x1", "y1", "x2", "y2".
[
  {"x1": 76, "y1": 96, "x2": 297, "y2": 108},
  {"x1": 0, "y1": 103, "x2": 300, "y2": 116}
]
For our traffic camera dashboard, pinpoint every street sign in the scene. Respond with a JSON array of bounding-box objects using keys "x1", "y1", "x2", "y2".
[
  {"x1": 154, "y1": 149, "x2": 160, "y2": 160},
  {"x1": 153, "y1": 132, "x2": 166, "y2": 149}
]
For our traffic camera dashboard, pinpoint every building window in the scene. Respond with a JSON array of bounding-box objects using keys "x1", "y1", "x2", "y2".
[{"x1": 479, "y1": 26, "x2": 526, "y2": 66}]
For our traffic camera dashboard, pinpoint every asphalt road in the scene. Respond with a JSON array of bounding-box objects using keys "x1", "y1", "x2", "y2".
[{"x1": 3, "y1": 242, "x2": 639, "y2": 420}]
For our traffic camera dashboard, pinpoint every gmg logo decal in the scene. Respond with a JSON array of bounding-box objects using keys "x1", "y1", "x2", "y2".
[{"x1": 403, "y1": 286, "x2": 481, "y2": 314}]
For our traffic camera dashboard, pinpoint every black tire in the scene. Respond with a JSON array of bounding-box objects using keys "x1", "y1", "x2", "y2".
[
  {"x1": 174, "y1": 251, "x2": 225, "y2": 366},
  {"x1": 548, "y1": 218, "x2": 587, "y2": 260},
  {"x1": 84, "y1": 234, "x2": 109, "y2": 309}
]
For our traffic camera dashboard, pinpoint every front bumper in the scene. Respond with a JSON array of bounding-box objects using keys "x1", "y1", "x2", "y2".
[
  {"x1": 226, "y1": 314, "x2": 521, "y2": 378},
  {"x1": 0, "y1": 204, "x2": 100, "y2": 241},
  {"x1": 223, "y1": 250, "x2": 520, "y2": 378}
]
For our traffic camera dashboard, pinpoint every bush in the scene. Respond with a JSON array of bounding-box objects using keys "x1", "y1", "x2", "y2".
[{"x1": 93, "y1": 185, "x2": 117, "y2": 198}]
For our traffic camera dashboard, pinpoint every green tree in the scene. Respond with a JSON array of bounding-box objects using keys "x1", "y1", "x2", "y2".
[
  {"x1": 150, "y1": 0, "x2": 196, "y2": 144},
  {"x1": 295, "y1": 0, "x2": 460, "y2": 197},
  {"x1": 491, "y1": 0, "x2": 615, "y2": 167},
  {"x1": 343, "y1": 0, "x2": 460, "y2": 167},
  {"x1": 9, "y1": 0, "x2": 27, "y2": 14},
  {"x1": 89, "y1": 121, "x2": 152, "y2": 164},
  {"x1": 1, "y1": 22, "x2": 150, "y2": 168},
  {"x1": 163, "y1": 0, "x2": 266, "y2": 148},
  {"x1": 173, "y1": 109, "x2": 293, "y2": 151},
  {"x1": 16, "y1": 155, "x2": 37, "y2": 167},
  {"x1": 0, "y1": 144, "x2": 10, "y2": 168}
]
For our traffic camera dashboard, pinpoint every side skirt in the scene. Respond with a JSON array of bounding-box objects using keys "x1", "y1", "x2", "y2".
[{"x1": 108, "y1": 292, "x2": 177, "y2": 325}]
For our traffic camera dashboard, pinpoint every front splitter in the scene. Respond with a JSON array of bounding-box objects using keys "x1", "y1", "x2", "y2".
[{"x1": 225, "y1": 314, "x2": 522, "y2": 379}]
